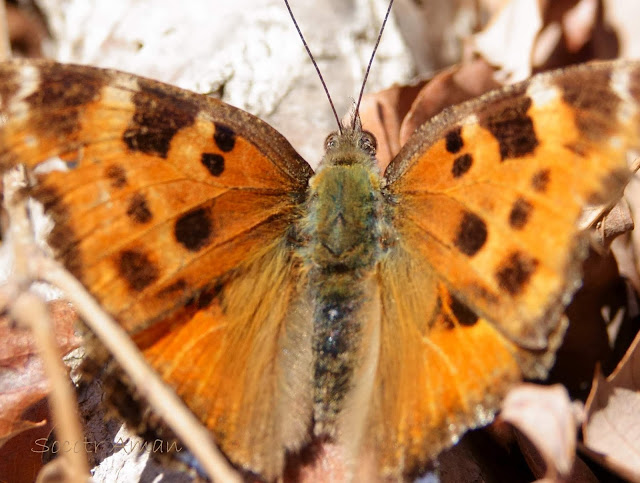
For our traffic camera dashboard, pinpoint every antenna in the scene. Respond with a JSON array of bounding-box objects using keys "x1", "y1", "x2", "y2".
[
  {"x1": 284, "y1": 0, "x2": 343, "y2": 134},
  {"x1": 353, "y1": 0, "x2": 395, "y2": 129}
]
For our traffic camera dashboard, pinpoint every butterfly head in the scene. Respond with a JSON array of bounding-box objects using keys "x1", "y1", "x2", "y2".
[{"x1": 319, "y1": 115, "x2": 378, "y2": 169}]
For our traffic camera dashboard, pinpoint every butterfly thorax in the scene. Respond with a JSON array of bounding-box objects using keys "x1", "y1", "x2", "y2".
[
  {"x1": 303, "y1": 125, "x2": 383, "y2": 270},
  {"x1": 298, "y1": 125, "x2": 388, "y2": 436}
]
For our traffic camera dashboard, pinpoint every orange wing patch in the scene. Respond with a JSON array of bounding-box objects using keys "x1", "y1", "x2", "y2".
[{"x1": 373, "y1": 61, "x2": 639, "y2": 477}]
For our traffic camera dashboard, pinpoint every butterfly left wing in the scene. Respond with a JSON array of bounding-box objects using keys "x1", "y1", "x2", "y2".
[
  {"x1": 0, "y1": 59, "x2": 315, "y2": 478},
  {"x1": 368, "y1": 60, "x2": 640, "y2": 478}
]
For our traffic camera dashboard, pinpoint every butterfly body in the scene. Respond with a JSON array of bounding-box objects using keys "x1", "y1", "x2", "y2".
[
  {"x1": 1, "y1": 58, "x2": 639, "y2": 480},
  {"x1": 300, "y1": 124, "x2": 388, "y2": 440}
]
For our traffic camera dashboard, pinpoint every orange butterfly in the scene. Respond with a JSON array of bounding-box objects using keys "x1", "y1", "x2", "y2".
[{"x1": 0, "y1": 47, "x2": 637, "y2": 483}]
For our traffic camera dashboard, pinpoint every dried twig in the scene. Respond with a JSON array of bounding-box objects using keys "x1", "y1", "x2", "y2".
[{"x1": 3, "y1": 167, "x2": 88, "y2": 482}]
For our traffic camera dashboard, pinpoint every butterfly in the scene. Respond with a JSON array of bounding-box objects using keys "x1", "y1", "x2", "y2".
[{"x1": 0, "y1": 52, "x2": 637, "y2": 481}]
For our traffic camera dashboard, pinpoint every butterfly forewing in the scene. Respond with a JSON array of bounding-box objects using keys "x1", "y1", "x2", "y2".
[
  {"x1": 384, "y1": 61, "x2": 638, "y2": 350},
  {"x1": 0, "y1": 59, "x2": 311, "y2": 325}
]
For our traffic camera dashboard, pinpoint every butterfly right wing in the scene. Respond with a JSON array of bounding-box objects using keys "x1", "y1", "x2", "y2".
[
  {"x1": 367, "y1": 60, "x2": 640, "y2": 478},
  {"x1": 0, "y1": 59, "x2": 314, "y2": 478}
]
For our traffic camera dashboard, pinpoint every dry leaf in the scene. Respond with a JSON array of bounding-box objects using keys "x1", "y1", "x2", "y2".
[
  {"x1": 549, "y1": 250, "x2": 630, "y2": 399},
  {"x1": 500, "y1": 384, "x2": 579, "y2": 478},
  {"x1": 0, "y1": 301, "x2": 79, "y2": 482},
  {"x1": 359, "y1": 80, "x2": 428, "y2": 171},
  {"x1": 617, "y1": 175, "x2": 640, "y2": 296},
  {"x1": 397, "y1": 59, "x2": 499, "y2": 145},
  {"x1": 583, "y1": 331, "x2": 640, "y2": 481},
  {"x1": 561, "y1": 0, "x2": 599, "y2": 53},
  {"x1": 0, "y1": 301, "x2": 79, "y2": 446},
  {"x1": 471, "y1": 0, "x2": 543, "y2": 82}
]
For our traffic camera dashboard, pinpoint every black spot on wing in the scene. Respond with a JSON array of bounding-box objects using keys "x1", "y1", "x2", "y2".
[
  {"x1": 451, "y1": 153, "x2": 473, "y2": 178},
  {"x1": 201, "y1": 153, "x2": 225, "y2": 176},
  {"x1": 26, "y1": 64, "x2": 103, "y2": 138},
  {"x1": 34, "y1": 185, "x2": 84, "y2": 283},
  {"x1": 213, "y1": 123, "x2": 236, "y2": 152},
  {"x1": 126, "y1": 193, "x2": 152, "y2": 224},
  {"x1": 531, "y1": 169, "x2": 550, "y2": 192},
  {"x1": 105, "y1": 165, "x2": 127, "y2": 188},
  {"x1": 440, "y1": 315, "x2": 455, "y2": 330},
  {"x1": 445, "y1": 127, "x2": 463, "y2": 153},
  {"x1": 174, "y1": 207, "x2": 212, "y2": 251},
  {"x1": 0, "y1": 64, "x2": 21, "y2": 109},
  {"x1": 556, "y1": 68, "x2": 619, "y2": 141},
  {"x1": 509, "y1": 198, "x2": 532, "y2": 229},
  {"x1": 156, "y1": 278, "x2": 188, "y2": 298},
  {"x1": 450, "y1": 295, "x2": 479, "y2": 326},
  {"x1": 123, "y1": 79, "x2": 199, "y2": 158},
  {"x1": 495, "y1": 252, "x2": 538, "y2": 296},
  {"x1": 480, "y1": 96, "x2": 538, "y2": 160},
  {"x1": 118, "y1": 249, "x2": 159, "y2": 292},
  {"x1": 454, "y1": 212, "x2": 487, "y2": 257},
  {"x1": 195, "y1": 283, "x2": 223, "y2": 310}
]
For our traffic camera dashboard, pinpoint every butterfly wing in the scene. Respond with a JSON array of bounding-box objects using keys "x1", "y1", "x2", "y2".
[
  {"x1": 371, "y1": 61, "x2": 640, "y2": 477},
  {"x1": 0, "y1": 59, "x2": 314, "y2": 478}
]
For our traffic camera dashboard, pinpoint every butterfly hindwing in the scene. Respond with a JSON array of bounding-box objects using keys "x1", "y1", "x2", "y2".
[
  {"x1": 0, "y1": 59, "x2": 315, "y2": 478},
  {"x1": 372, "y1": 254, "x2": 523, "y2": 477}
]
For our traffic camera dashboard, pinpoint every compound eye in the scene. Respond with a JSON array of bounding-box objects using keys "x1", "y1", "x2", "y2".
[
  {"x1": 358, "y1": 131, "x2": 377, "y2": 156},
  {"x1": 324, "y1": 133, "x2": 339, "y2": 151}
]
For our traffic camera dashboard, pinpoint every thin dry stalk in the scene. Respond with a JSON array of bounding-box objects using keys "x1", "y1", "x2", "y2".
[{"x1": 3, "y1": 168, "x2": 89, "y2": 481}]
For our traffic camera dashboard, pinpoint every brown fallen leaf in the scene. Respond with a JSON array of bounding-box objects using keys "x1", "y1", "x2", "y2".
[
  {"x1": 0, "y1": 301, "x2": 80, "y2": 481},
  {"x1": 0, "y1": 398, "x2": 51, "y2": 483},
  {"x1": 0, "y1": 300, "x2": 79, "y2": 446},
  {"x1": 471, "y1": 0, "x2": 622, "y2": 82},
  {"x1": 358, "y1": 79, "x2": 428, "y2": 171},
  {"x1": 560, "y1": 0, "x2": 599, "y2": 53},
  {"x1": 583, "y1": 330, "x2": 640, "y2": 482},
  {"x1": 471, "y1": 0, "x2": 543, "y2": 82},
  {"x1": 397, "y1": 59, "x2": 499, "y2": 146},
  {"x1": 616, "y1": 174, "x2": 640, "y2": 297},
  {"x1": 500, "y1": 384, "x2": 580, "y2": 479},
  {"x1": 584, "y1": 199, "x2": 634, "y2": 251},
  {"x1": 5, "y1": 2, "x2": 48, "y2": 58},
  {"x1": 549, "y1": 249, "x2": 630, "y2": 399}
]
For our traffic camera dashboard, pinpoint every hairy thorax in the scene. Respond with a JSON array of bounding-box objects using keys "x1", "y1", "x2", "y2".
[{"x1": 308, "y1": 164, "x2": 382, "y2": 272}]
